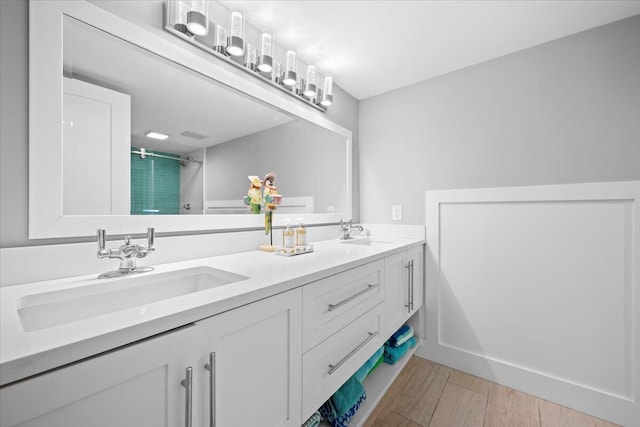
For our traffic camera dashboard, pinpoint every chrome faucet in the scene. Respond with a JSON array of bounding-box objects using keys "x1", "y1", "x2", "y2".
[
  {"x1": 339, "y1": 219, "x2": 364, "y2": 240},
  {"x1": 97, "y1": 228, "x2": 155, "y2": 279}
]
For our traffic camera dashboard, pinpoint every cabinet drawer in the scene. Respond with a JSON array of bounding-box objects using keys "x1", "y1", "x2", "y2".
[
  {"x1": 302, "y1": 260, "x2": 384, "y2": 352},
  {"x1": 302, "y1": 304, "x2": 384, "y2": 418}
]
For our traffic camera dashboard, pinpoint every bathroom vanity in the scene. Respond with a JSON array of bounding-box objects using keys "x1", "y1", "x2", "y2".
[{"x1": 0, "y1": 236, "x2": 424, "y2": 427}]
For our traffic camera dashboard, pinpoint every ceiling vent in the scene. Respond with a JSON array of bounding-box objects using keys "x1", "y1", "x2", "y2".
[{"x1": 181, "y1": 130, "x2": 208, "y2": 140}]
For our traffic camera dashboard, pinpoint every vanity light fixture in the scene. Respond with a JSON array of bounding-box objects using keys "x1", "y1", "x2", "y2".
[
  {"x1": 186, "y1": 10, "x2": 208, "y2": 36},
  {"x1": 145, "y1": 131, "x2": 170, "y2": 140},
  {"x1": 164, "y1": 1, "x2": 333, "y2": 111},
  {"x1": 257, "y1": 32, "x2": 274, "y2": 73},
  {"x1": 303, "y1": 65, "x2": 317, "y2": 98},
  {"x1": 320, "y1": 75, "x2": 333, "y2": 107},
  {"x1": 226, "y1": 11, "x2": 245, "y2": 57},
  {"x1": 282, "y1": 49, "x2": 297, "y2": 86}
]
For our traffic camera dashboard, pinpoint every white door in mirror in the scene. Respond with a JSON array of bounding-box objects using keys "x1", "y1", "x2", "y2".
[{"x1": 63, "y1": 78, "x2": 131, "y2": 215}]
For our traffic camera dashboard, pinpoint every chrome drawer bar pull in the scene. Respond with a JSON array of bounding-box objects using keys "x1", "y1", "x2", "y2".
[
  {"x1": 180, "y1": 367, "x2": 193, "y2": 427},
  {"x1": 410, "y1": 259, "x2": 415, "y2": 311},
  {"x1": 328, "y1": 284, "x2": 378, "y2": 312},
  {"x1": 405, "y1": 262, "x2": 411, "y2": 313},
  {"x1": 204, "y1": 352, "x2": 216, "y2": 427},
  {"x1": 328, "y1": 331, "x2": 379, "y2": 375}
]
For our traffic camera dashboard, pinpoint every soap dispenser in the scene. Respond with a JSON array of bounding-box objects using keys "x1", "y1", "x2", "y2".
[
  {"x1": 283, "y1": 221, "x2": 295, "y2": 249},
  {"x1": 295, "y1": 220, "x2": 307, "y2": 247}
]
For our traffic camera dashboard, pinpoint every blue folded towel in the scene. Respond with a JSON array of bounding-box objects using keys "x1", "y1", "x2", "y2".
[
  {"x1": 383, "y1": 337, "x2": 417, "y2": 365},
  {"x1": 388, "y1": 324, "x2": 414, "y2": 347},
  {"x1": 354, "y1": 346, "x2": 384, "y2": 383},
  {"x1": 302, "y1": 411, "x2": 321, "y2": 427},
  {"x1": 319, "y1": 376, "x2": 367, "y2": 427}
]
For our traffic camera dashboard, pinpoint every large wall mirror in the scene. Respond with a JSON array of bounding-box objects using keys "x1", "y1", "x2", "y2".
[{"x1": 29, "y1": 1, "x2": 351, "y2": 238}]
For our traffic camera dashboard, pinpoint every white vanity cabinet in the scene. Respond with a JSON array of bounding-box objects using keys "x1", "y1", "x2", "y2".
[
  {"x1": 0, "y1": 289, "x2": 302, "y2": 427},
  {"x1": 194, "y1": 288, "x2": 302, "y2": 427},
  {"x1": 0, "y1": 240, "x2": 425, "y2": 427},
  {"x1": 301, "y1": 260, "x2": 386, "y2": 419},
  {"x1": 0, "y1": 325, "x2": 198, "y2": 427},
  {"x1": 384, "y1": 246, "x2": 424, "y2": 338}
]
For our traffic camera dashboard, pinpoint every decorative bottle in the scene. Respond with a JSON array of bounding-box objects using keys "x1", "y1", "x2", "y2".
[
  {"x1": 296, "y1": 221, "x2": 307, "y2": 247},
  {"x1": 283, "y1": 223, "x2": 295, "y2": 249}
]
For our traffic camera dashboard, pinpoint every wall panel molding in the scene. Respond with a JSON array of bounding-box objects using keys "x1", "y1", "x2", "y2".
[{"x1": 418, "y1": 181, "x2": 640, "y2": 426}]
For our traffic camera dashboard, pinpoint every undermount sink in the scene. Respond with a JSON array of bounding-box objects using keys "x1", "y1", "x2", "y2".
[
  {"x1": 17, "y1": 266, "x2": 248, "y2": 332},
  {"x1": 340, "y1": 237, "x2": 393, "y2": 246}
]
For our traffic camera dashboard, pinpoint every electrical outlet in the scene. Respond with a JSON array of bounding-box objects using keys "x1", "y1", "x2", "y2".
[{"x1": 392, "y1": 204, "x2": 402, "y2": 221}]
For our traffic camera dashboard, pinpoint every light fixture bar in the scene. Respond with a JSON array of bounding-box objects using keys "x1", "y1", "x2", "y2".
[{"x1": 164, "y1": 1, "x2": 331, "y2": 112}]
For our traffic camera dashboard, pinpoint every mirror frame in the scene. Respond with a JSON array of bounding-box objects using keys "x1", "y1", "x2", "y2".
[{"x1": 29, "y1": 0, "x2": 352, "y2": 239}]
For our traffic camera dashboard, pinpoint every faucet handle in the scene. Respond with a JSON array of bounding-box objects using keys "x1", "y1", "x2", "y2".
[
  {"x1": 97, "y1": 229, "x2": 110, "y2": 258},
  {"x1": 97, "y1": 229, "x2": 106, "y2": 250},
  {"x1": 146, "y1": 227, "x2": 155, "y2": 252}
]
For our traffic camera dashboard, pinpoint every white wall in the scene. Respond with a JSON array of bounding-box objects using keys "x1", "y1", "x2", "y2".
[
  {"x1": 359, "y1": 14, "x2": 640, "y2": 225},
  {"x1": 0, "y1": 0, "x2": 359, "y2": 248}
]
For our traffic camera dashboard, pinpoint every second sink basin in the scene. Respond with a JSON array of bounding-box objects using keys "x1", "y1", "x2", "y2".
[
  {"x1": 340, "y1": 237, "x2": 393, "y2": 246},
  {"x1": 17, "y1": 266, "x2": 248, "y2": 332}
]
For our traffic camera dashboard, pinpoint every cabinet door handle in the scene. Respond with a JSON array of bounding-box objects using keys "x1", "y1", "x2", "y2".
[
  {"x1": 405, "y1": 262, "x2": 412, "y2": 313},
  {"x1": 410, "y1": 259, "x2": 415, "y2": 311},
  {"x1": 328, "y1": 331, "x2": 378, "y2": 375},
  {"x1": 204, "y1": 352, "x2": 216, "y2": 427},
  {"x1": 328, "y1": 284, "x2": 378, "y2": 312},
  {"x1": 180, "y1": 367, "x2": 193, "y2": 427}
]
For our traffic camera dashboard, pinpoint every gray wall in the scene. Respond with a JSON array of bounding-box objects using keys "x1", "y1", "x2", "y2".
[
  {"x1": 359, "y1": 14, "x2": 640, "y2": 225},
  {"x1": 206, "y1": 121, "x2": 347, "y2": 214},
  {"x1": 0, "y1": 0, "x2": 359, "y2": 248}
]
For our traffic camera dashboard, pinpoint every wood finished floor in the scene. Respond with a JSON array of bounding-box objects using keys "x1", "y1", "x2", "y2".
[{"x1": 363, "y1": 356, "x2": 620, "y2": 427}]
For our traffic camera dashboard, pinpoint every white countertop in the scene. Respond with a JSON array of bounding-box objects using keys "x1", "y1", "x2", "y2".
[{"x1": 0, "y1": 236, "x2": 423, "y2": 386}]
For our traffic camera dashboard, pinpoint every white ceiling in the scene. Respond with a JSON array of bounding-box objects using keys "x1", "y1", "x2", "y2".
[{"x1": 222, "y1": 1, "x2": 640, "y2": 100}]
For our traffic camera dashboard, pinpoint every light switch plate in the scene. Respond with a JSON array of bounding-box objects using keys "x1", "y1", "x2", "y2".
[{"x1": 392, "y1": 204, "x2": 402, "y2": 221}]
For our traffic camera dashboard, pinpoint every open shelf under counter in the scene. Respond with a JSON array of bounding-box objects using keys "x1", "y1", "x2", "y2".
[{"x1": 317, "y1": 344, "x2": 420, "y2": 427}]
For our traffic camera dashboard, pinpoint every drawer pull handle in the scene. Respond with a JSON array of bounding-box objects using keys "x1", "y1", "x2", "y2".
[
  {"x1": 328, "y1": 331, "x2": 379, "y2": 375},
  {"x1": 328, "y1": 284, "x2": 378, "y2": 312}
]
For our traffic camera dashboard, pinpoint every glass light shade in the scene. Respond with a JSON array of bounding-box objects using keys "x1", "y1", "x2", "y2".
[
  {"x1": 282, "y1": 50, "x2": 297, "y2": 86},
  {"x1": 226, "y1": 11, "x2": 245, "y2": 56},
  {"x1": 273, "y1": 61, "x2": 283, "y2": 83},
  {"x1": 230, "y1": 11, "x2": 244, "y2": 38},
  {"x1": 320, "y1": 75, "x2": 333, "y2": 106},
  {"x1": 257, "y1": 32, "x2": 273, "y2": 73},
  {"x1": 303, "y1": 65, "x2": 316, "y2": 97},
  {"x1": 261, "y1": 33, "x2": 273, "y2": 57},
  {"x1": 285, "y1": 50, "x2": 297, "y2": 73},
  {"x1": 247, "y1": 44, "x2": 258, "y2": 69},
  {"x1": 215, "y1": 25, "x2": 228, "y2": 53},
  {"x1": 296, "y1": 75, "x2": 304, "y2": 95}
]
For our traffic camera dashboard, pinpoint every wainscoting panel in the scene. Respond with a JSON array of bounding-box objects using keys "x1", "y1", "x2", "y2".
[{"x1": 418, "y1": 181, "x2": 640, "y2": 426}]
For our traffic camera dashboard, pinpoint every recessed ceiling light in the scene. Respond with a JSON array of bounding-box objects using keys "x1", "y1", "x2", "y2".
[{"x1": 145, "y1": 131, "x2": 170, "y2": 140}]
